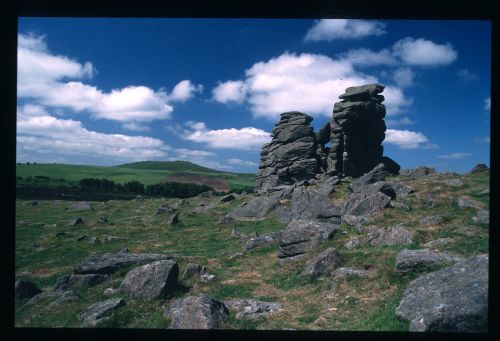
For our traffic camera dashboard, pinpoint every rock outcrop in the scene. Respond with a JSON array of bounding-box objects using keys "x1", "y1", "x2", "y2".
[
  {"x1": 255, "y1": 112, "x2": 321, "y2": 191},
  {"x1": 328, "y1": 84, "x2": 387, "y2": 177}
]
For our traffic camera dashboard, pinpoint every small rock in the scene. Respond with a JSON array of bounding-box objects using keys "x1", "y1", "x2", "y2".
[
  {"x1": 419, "y1": 215, "x2": 444, "y2": 227},
  {"x1": 90, "y1": 237, "x2": 101, "y2": 245},
  {"x1": 53, "y1": 275, "x2": 70, "y2": 291},
  {"x1": 457, "y1": 196, "x2": 483, "y2": 209},
  {"x1": 70, "y1": 217, "x2": 84, "y2": 226},
  {"x1": 423, "y1": 238, "x2": 454, "y2": 249},
  {"x1": 389, "y1": 201, "x2": 411, "y2": 210},
  {"x1": 225, "y1": 298, "x2": 283, "y2": 320},
  {"x1": 55, "y1": 232, "x2": 68, "y2": 237},
  {"x1": 342, "y1": 214, "x2": 372, "y2": 229},
  {"x1": 43, "y1": 223, "x2": 57, "y2": 228},
  {"x1": 166, "y1": 212, "x2": 179, "y2": 226},
  {"x1": 301, "y1": 247, "x2": 341, "y2": 278},
  {"x1": 79, "y1": 298, "x2": 125, "y2": 327},
  {"x1": 156, "y1": 204, "x2": 175, "y2": 215},
  {"x1": 182, "y1": 263, "x2": 207, "y2": 280},
  {"x1": 443, "y1": 179, "x2": 463, "y2": 187},
  {"x1": 200, "y1": 274, "x2": 216, "y2": 282},
  {"x1": 99, "y1": 216, "x2": 108, "y2": 223},
  {"x1": 228, "y1": 252, "x2": 244, "y2": 261},
  {"x1": 244, "y1": 231, "x2": 282, "y2": 251},
  {"x1": 367, "y1": 225, "x2": 412, "y2": 246},
  {"x1": 15, "y1": 279, "x2": 42, "y2": 299},
  {"x1": 345, "y1": 238, "x2": 360, "y2": 249},
  {"x1": 472, "y1": 210, "x2": 489, "y2": 224},
  {"x1": 165, "y1": 294, "x2": 229, "y2": 329},
  {"x1": 68, "y1": 274, "x2": 108, "y2": 291},
  {"x1": 332, "y1": 267, "x2": 376, "y2": 279},
  {"x1": 121, "y1": 260, "x2": 178, "y2": 300},
  {"x1": 68, "y1": 201, "x2": 93, "y2": 212},
  {"x1": 103, "y1": 288, "x2": 120, "y2": 296},
  {"x1": 218, "y1": 216, "x2": 235, "y2": 225},
  {"x1": 219, "y1": 194, "x2": 236, "y2": 203},
  {"x1": 31, "y1": 201, "x2": 38, "y2": 206},
  {"x1": 230, "y1": 228, "x2": 244, "y2": 238},
  {"x1": 453, "y1": 226, "x2": 485, "y2": 236},
  {"x1": 477, "y1": 187, "x2": 489, "y2": 195},
  {"x1": 76, "y1": 235, "x2": 87, "y2": 242}
]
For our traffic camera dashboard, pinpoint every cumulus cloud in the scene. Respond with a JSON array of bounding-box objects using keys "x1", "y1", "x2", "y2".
[
  {"x1": 16, "y1": 107, "x2": 170, "y2": 163},
  {"x1": 17, "y1": 33, "x2": 199, "y2": 124},
  {"x1": 384, "y1": 129, "x2": 436, "y2": 149},
  {"x1": 304, "y1": 19, "x2": 386, "y2": 42},
  {"x1": 484, "y1": 97, "x2": 490, "y2": 110},
  {"x1": 392, "y1": 67, "x2": 415, "y2": 87},
  {"x1": 169, "y1": 80, "x2": 203, "y2": 102},
  {"x1": 437, "y1": 152, "x2": 472, "y2": 159},
  {"x1": 122, "y1": 122, "x2": 151, "y2": 131},
  {"x1": 338, "y1": 48, "x2": 397, "y2": 67},
  {"x1": 212, "y1": 80, "x2": 248, "y2": 103},
  {"x1": 392, "y1": 37, "x2": 457, "y2": 66},
  {"x1": 211, "y1": 52, "x2": 412, "y2": 119},
  {"x1": 226, "y1": 158, "x2": 258, "y2": 167},
  {"x1": 181, "y1": 121, "x2": 271, "y2": 150},
  {"x1": 456, "y1": 69, "x2": 478, "y2": 81}
]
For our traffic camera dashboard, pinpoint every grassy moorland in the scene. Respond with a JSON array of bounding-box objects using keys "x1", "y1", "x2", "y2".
[
  {"x1": 14, "y1": 171, "x2": 489, "y2": 330},
  {"x1": 15, "y1": 161, "x2": 256, "y2": 191}
]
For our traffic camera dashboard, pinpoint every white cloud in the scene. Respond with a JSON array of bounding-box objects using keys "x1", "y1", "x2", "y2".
[
  {"x1": 385, "y1": 129, "x2": 436, "y2": 149},
  {"x1": 392, "y1": 37, "x2": 457, "y2": 66},
  {"x1": 169, "y1": 80, "x2": 203, "y2": 102},
  {"x1": 174, "y1": 148, "x2": 216, "y2": 158},
  {"x1": 226, "y1": 158, "x2": 258, "y2": 167},
  {"x1": 212, "y1": 52, "x2": 412, "y2": 119},
  {"x1": 304, "y1": 19, "x2": 386, "y2": 42},
  {"x1": 122, "y1": 122, "x2": 150, "y2": 131},
  {"x1": 385, "y1": 116, "x2": 415, "y2": 127},
  {"x1": 392, "y1": 67, "x2": 415, "y2": 87},
  {"x1": 484, "y1": 97, "x2": 490, "y2": 110},
  {"x1": 17, "y1": 33, "x2": 195, "y2": 124},
  {"x1": 181, "y1": 121, "x2": 271, "y2": 150},
  {"x1": 338, "y1": 48, "x2": 397, "y2": 67},
  {"x1": 456, "y1": 69, "x2": 478, "y2": 81},
  {"x1": 16, "y1": 107, "x2": 169, "y2": 163},
  {"x1": 437, "y1": 152, "x2": 472, "y2": 159},
  {"x1": 212, "y1": 80, "x2": 248, "y2": 103}
]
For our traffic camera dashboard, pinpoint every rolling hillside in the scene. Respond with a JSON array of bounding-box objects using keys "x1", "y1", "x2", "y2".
[{"x1": 16, "y1": 161, "x2": 255, "y2": 190}]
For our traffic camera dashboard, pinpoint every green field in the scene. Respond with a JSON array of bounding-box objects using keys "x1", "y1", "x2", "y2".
[
  {"x1": 16, "y1": 161, "x2": 256, "y2": 190},
  {"x1": 14, "y1": 170, "x2": 489, "y2": 329}
]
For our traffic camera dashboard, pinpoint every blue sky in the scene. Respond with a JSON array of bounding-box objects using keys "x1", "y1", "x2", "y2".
[{"x1": 16, "y1": 18, "x2": 491, "y2": 174}]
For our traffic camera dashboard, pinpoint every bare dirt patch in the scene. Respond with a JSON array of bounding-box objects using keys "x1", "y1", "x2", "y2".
[{"x1": 161, "y1": 173, "x2": 231, "y2": 192}]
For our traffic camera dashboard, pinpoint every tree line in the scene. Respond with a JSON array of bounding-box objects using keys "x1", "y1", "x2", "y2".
[{"x1": 78, "y1": 178, "x2": 215, "y2": 198}]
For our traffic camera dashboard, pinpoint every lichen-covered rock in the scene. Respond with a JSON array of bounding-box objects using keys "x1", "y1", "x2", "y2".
[
  {"x1": 278, "y1": 220, "x2": 340, "y2": 259},
  {"x1": 472, "y1": 210, "x2": 489, "y2": 224},
  {"x1": 244, "y1": 231, "x2": 283, "y2": 251},
  {"x1": 419, "y1": 215, "x2": 444, "y2": 227},
  {"x1": 67, "y1": 274, "x2": 108, "y2": 291},
  {"x1": 367, "y1": 225, "x2": 412, "y2": 246},
  {"x1": 121, "y1": 260, "x2": 178, "y2": 300},
  {"x1": 301, "y1": 247, "x2": 341, "y2": 277},
  {"x1": 225, "y1": 299, "x2": 283, "y2": 320},
  {"x1": 395, "y1": 254, "x2": 488, "y2": 332},
  {"x1": 394, "y1": 249, "x2": 464, "y2": 274},
  {"x1": 67, "y1": 201, "x2": 93, "y2": 212},
  {"x1": 165, "y1": 294, "x2": 229, "y2": 329},
  {"x1": 74, "y1": 251, "x2": 173, "y2": 275},
  {"x1": 79, "y1": 298, "x2": 125, "y2": 327},
  {"x1": 288, "y1": 185, "x2": 342, "y2": 223},
  {"x1": 344, "y1": 191, "x2": 391, "y2": 217},
  {"x1": 332, "y1": 267, "x2": 376, "y2": 279},
  {"x1": 423, "y1": 238, "x2": 454, "y2": 249}
]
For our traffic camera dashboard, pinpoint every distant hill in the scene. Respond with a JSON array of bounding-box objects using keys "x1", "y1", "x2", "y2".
[{"x1": 115, "y1": 161, "x2": 223, "y2": 174}]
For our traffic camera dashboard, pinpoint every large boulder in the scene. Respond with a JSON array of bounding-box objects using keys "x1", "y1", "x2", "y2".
[
  {"x1": 381, "y1": 156, "x2": 401, "y2": 175},
  {"x1": 288, "y1": 185, "x2": 342, "y2": 223},
  {"x1": 395, "y1": 254, "x2": 488, "y2": 332},
  {"x1": 79, "y1": 298, "x2": 125, "y2": 327},
  {"x1": 74, "y1": 251, "x2": 173, "y2": 275},
  {"x1": 15, "y1": 279, "x2": 42, "y2": 299},
  {"x1": 278, "y1": 220, "x2": 340, "y2": 260},
  {"x1": 165, "y1": 294, "x2": 229, "y2": 329},
  {"x1": 121, "y1": 260, "x2": 178, "y2": 300},
  {"x1": 301, "y1": 247, "x2": 341, "y2": 277},
  {"x1": 348, "y1": 163, "x2": 387, "y2": 192},
  {"x1": 394, "y1": 249, "x2": 464, "y2": 274}
]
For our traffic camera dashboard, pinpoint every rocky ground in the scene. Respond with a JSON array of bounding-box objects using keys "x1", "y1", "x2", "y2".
[{"x1": 14, "y1": 165, "x2": 489, "y2": 331}]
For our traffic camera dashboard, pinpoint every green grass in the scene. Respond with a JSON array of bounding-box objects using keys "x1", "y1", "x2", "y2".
[{"x1": 16, "y1": 162, "x2": 255, "y2": 189}]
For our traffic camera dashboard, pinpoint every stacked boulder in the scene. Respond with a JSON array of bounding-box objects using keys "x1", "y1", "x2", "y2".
[
  {"x1": 328, "y1": 84, "x2": 387, "y2": 177},
  {"x1": 255, "y1": 111, "x2": 321, "y2": 192}
]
